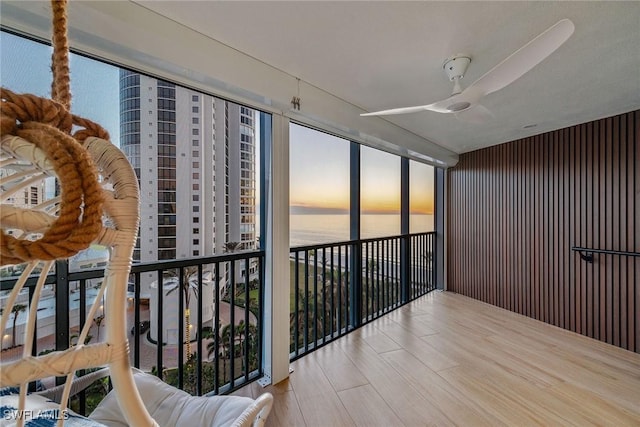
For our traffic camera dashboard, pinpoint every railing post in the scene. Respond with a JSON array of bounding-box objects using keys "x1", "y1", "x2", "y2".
[
  {"x1": 401, "y1": 237, "x2": 410, "y2": 303},
  {"x1": 349, "y1": 242, "x2": 362, "y2": 327},
  {"x1": 28, "y1": 286, "x2": 37, "y2": 392},
  {"x1": 55, "y1": 259, "x2": 69, "y2": 385},
  {"x1": 400, "y1": 158, "x2": 410, "y2": 303},
  {"x1": 54, "y1": 260, "x2": 70, "y2": 351},
  {"x1": 177, "y1": 267, "x2": 184, "y2": 390},
  {"x1": 349, "y1": 142, "x2": 362, "y2": 327},
  {"x1": 133, "y1": 272, "x2": 141, "y2": 368},
  {"x1": 156, "y1": 269, "x2": 164, "y2": 380},
  {"x1": 435, "y1": 167, "x2": 445, "y2": 290}
]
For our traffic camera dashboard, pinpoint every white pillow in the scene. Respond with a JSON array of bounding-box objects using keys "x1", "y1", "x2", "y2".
[{"x1": 89, "y1": 370, "x2": 256, "y2": 427}]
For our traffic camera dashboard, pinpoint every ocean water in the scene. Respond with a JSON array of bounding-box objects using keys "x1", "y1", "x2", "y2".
[{"x1": 290, "y1": 214, "x2": 434, "y2": 247}]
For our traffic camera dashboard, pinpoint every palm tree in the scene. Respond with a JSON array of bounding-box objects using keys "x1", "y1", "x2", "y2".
[
  {"x1": 247, "y1": 295, "x2": 259, "y2": 318},
  {"x1": 289, "y1": 288, "x2": 326, "y2": 351},
  {"x1": 165, "y1": 266, "x2": 210, "y2": 356},
  {"x1": 318, "y1": 267, "x2": 349, "y2": 334},
  {"x1": 223, "y1": 242, "x2": 241, "y2": 253},
  {"x1": 10, "y1": 304, "x2": 27, "y2": 348},
  {"x1": 246, "y1": 324, "x2": 259, "y2": 371},
  {"x1": 205, "y1": 321, "x2": 222, "y2": 359},
  {"x1": 236, "y1": 321, "x2": 247, "y2": 371},
  {"x1": 220, "y1": 324, "x2": 232, "y2": 382}
]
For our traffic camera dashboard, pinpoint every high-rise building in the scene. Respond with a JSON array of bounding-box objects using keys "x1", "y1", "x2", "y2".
[
  {"x1": 119, "y1": 70, "x2": 257, "y2": 343},
  {"x1": 0, "y1": 170, "x2": 44, "y2": 212},
  {"x1": 0, "y1": 169, "x2": 45, "y2": 278}
]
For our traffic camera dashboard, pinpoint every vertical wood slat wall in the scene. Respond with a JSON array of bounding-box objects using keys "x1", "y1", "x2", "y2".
[{"x1": 447, "y1": 110, "x2": 639, "y2": 353}]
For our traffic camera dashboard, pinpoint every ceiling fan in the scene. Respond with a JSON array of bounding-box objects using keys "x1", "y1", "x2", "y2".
[{"x1": 361, "y1": 19, "x2": 575, "y2": 122}]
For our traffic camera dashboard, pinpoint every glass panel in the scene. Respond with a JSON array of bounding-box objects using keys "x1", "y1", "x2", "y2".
[
  {"x1": 289, "y1": 124, "x2": 350, "y2": 246},
  {"x1": 360, "y1": 146, "x2": 401, "y2": 239},
  {"x1": 410, "y1": 160, "x2": 435, "y2": 232},
  {"x1": 1, "y1": 30, "x2": 267, "y2": 398},
  {"x1": 0, "y1": 31, "x2": 120, "y2": 143},
  {"x1": 1, "y1": 30, "x2": 262, "y2": 266}
]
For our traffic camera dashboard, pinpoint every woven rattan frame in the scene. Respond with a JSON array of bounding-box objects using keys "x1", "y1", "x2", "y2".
[{"x1": 1, "y1": 134, "x2": 156, "y2": 427}]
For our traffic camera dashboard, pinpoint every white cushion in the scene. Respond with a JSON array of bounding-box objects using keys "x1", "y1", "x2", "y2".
[
  {"x1": 89, "y1": 371, "x2": 255, "y2": 427},
  {"x1": 0, "y1": 393, "x2": 106, "y2": 427}
]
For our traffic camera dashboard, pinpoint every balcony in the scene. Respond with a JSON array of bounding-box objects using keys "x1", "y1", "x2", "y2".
[
  {"x1": 1, "y1": 3, "x2": 639, "y2": 425},
  {"x1": 4, "y1": 230, "x2": 638, "y2": 424},
  {"x1": 0, "y1": 232, "x2": 436, "y2": 415}
]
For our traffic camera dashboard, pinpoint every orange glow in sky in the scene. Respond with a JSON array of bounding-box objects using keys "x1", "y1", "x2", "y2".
[{"x1": 290, "y1": 124, "x2": 435, "y2": 215}]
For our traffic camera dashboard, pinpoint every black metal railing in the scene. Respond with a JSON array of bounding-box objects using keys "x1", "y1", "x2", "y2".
[
  {"x1": 290, "y1": 241, "x2": 352, "y2": 357},
  {"x1": 128, "y1": 251, "x2": 264, "y2": 397},
  {"x1": 0, "y1": 249, "x2": 264, "y2": 413},
  {"x1": 289, "y1": 231, "x2": 436, "y2": 359},
  {"x1": 2, "y1": 231, "x2": 438, "y2": 408}
]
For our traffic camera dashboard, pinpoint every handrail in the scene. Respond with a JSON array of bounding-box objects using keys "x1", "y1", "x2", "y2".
[
  {"x1": 290, "y1": 231, "x2": 435, "y2": 252},
  {"x1": 571, "y1": 246, "x2": 640, "y2": 263},
  {"x1": 0, "y1": 250, "x2": 265, "y2": 290}
]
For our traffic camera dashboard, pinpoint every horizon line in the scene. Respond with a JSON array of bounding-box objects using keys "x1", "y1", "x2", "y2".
[{"x1": 290, "y1": 205, "x2": 433, "y2": 215}]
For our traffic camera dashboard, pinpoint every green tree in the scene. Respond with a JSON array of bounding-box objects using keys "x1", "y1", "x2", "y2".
[
  {"x1": 205, "y1": 322, "x2": 222, "y2": 358},
  {"x1": 208, "y1": 323, "x2": 233, "y2": 382},
  {"x1": 10, "y1": 304, "x2": 27, "y2": 348},
  {"x1": 166, "y1": 266, "x2": 210, "y2": 356},
  {"x1": 320, "y1": 267, "x2": 349, "y2": 337},
  {"x1": 223, "y1": 242, "x2": 241, "y2": 253},
  {"x1": 236, "y1": 320, "x2": 246, "y2": 371},
  {"x1": 246, "y1": 324, "x2": 259, "y2": 371},
  {"x1": 162, "y1": 353, "x2": 216, "y2": 396},
  {"x1": 248, "y1": 295, "x2": 259, "y2": 318}
]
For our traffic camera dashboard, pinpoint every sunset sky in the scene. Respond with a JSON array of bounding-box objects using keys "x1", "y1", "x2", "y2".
[{"x1": 290, "y1": 124, "x2": 435, "y2": 214}]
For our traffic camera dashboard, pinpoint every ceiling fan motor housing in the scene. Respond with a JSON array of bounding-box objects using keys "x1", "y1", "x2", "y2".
[
  {"x1": 446, "y1": 101, "x2": 472, "y2": 112},
  {"x1": 443, "y1": 54, "x2": 471, "y2": 81}
]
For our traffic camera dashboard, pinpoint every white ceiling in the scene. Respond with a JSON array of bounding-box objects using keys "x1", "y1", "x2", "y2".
[
  {"x1": 131, "y1": 1, "x2": 640, "y2": 154},
  {"x1": 1, "y1": 1, "x2": 638, "y2": 159}
]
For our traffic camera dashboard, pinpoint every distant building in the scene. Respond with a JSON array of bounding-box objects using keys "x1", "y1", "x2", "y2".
[
  {"x1": 0, "y1": 167, "x2": 45, "y2": 254},
  {"x1": 0, "y1": 167, "x2": 44, "y2": 210},
  {"x1": 119, "y1": 71, "x2": 257, "y2": 342}
]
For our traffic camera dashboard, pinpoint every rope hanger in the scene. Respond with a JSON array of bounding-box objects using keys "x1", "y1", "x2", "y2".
[{"x1": 0, "y1": 0, "x2": 108, "y2": 266}]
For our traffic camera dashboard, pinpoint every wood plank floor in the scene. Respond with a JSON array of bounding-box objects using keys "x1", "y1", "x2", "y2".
[{"x1": 233, "y1": 291, "x2": 640, "y2": 426}]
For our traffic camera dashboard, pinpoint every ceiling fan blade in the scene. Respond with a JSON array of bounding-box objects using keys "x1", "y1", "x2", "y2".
[
  {"x1": 455, "y1": 104, "x2": 494, "y2": 124},
  {"x1": 468, "y1": 19, "x2": 574, "y2": 97},
  {"x1": 360, "y1": 105, "x2": 431, "y2": 116},
  {"x1": 362, "y1": 87, "x2": 485, "y2": 117},
  {"x1": 362, "y1": 20, "x2": 572, "y2": 119}
]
